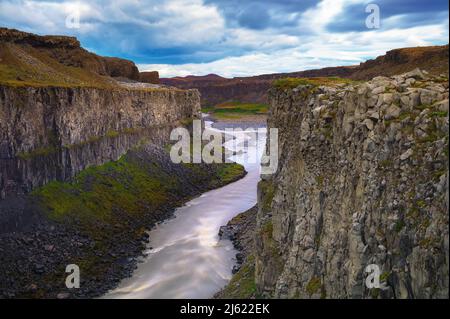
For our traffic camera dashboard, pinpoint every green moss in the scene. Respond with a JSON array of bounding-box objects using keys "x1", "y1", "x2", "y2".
[
  {"x1": 416, "y1": 200, "x2": 426, "y2": 208},
  {"x1": 215, "y1": 163, "x2": 246, "y2": 184},
  {"x1": 180, "y1": 117, "x2": 194, "y2": 126},
  {"x1": 204, "y1": 101, "x2": 268, "y2": 120},
  {"x1": 429, "y1": 111, "x2": 448, "y2": 118},
  {"x1": 17, "y1": 146, "x2": 58, "y2": 160},
  {"x1": 379, "y1": 159, "x2": 393, "y2": 169},
  {"x1": 63, "y1": 128, "x2": 146, "y2": 149},
  {"x1": 261, "y1": 221, "x2": 273, "y2": 240},
  {"x1": 33, "y1": 155, "x2": 168, "y2": 224},
  {"x1": 218, "y1": 255, "x2": 256, "y2": 299},
  {"x1": 414, "y1": 103, "x2": 431, "y2": 111},
  {"x1": 320, "y1": 123, "x2": 333, "y2": 140},
  {"x1": 432, "y1": 168, "x2": 447, "y2": 180},
  {"x1": 419, "y1": 237, "x2": 437, "y2": 248},
  {"x1": 394, "y1": 220, "x2": 406, "y2": 233},
  {"x1": 106, "y1": 130, "x2": 120, "y2": 138},
  {"x1": 259, "y1": 180, "x2": 275, "y2": 210},
  {"x1": 380, "y1": 272, "x2": 391, "y2": 283},
  {"x1": 273, "y1": 77, "x2": 356, "y2": 90},
  {"x1": 371, "y1": 288, "x2": 380, "y2": 299},
  {"x1": 306, "y1": 277, "x2": 322, "y2": 296},
  {"x1": 315, "y1": 175, "x2": 324, "y2": 187}
]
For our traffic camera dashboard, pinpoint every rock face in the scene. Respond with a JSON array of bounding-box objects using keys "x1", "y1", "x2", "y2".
[
  {"x1": 0, "y1": 85, "x2": 201, "y2": 199},
  {"x1": 161, "y1": 74, "x2": 270, "y2": 106},
  {"x1": 256, "y1": 70, "x2": 449, "y2": 298},
  {"x1": 139, "y1": 71, "x2": 160, "y2": 84},
  {"x1": 161, "y1": 45, "x2": 449, "y2": 106}
]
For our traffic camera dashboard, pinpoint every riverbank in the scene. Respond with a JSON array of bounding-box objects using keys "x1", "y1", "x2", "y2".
[
  {"x1": 215, "y1": 206, "x2": 257, "y2": 299},
  {"x1": 0, "y1": 143, "x2": 246, "y2": 298}
]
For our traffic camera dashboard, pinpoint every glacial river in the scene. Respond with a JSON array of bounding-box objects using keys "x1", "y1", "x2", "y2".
[{"x1": 104, "y1": 121, "x2": 266, "y2": 299}]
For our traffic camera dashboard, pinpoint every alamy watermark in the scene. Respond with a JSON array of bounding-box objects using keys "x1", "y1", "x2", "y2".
[
  {"x1": 65, "y1": 264, "x2": 80, "y2": 289},
  {"x1": 365, "y1": 4, "x2": 381, "y2": 29},
  {"x1": 365, "y1": 264, "x2": 389, "y2": 290}
]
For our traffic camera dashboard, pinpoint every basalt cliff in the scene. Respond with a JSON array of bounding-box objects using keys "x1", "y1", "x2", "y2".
[
  {"x1": 0, "y1": 28, "x2": 202, "y2": 199},
  {"x1": 0, "y1": 86, "x2": 200, "y2": 199},
  {"x1": 255, "y1": 69, "x2": 449, "y2": 298}
]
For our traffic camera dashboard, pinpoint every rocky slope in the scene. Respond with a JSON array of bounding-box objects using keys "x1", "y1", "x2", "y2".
[
  {"x1": 215, "y1": 206, "x2": 258, "y2": 299},
  {"x1": 255, "y1": 69, "x2": 449, "y2": 298},
  {"x1": 0, "y1": 27, "x2": 139, "y2": 84},
  {"x1": 161, "y1": 45, "x2": 449, "y2": 106}
]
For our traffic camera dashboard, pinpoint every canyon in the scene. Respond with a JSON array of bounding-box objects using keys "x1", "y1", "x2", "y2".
[
  {"x1": 0, "y1": 28, "x2": 245, "y2": 298},
  {"x1": 0, "y1": 27, "x2": 449, "y2": 299}
]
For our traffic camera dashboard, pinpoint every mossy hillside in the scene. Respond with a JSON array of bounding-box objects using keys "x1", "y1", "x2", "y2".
[
  {"x1": 0, "y1": 43, "x2": 115, "y2": 88},
  {"x1": 33, "y1": 148, "x2": 245, "y2": 238},
  {"x1": 0, "y1": 43, "x2": 175, "y2": 92}
]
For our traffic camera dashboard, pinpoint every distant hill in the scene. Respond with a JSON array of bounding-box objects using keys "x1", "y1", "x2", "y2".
[
  {"x1": 160, "y1": 45, "x2": 449, "y2": 106},
  {"x1": 0, "y1": 27, "x2": 140, "y2": 87}
]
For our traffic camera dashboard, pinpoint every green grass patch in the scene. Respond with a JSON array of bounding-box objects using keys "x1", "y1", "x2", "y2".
[
  {"x1": 273, "y1": 77, "x2": 356, "y2": 90},
  {"x1": 259, "y1": 180, "x2": 275, "y2": 210},
  {"x1": 0, "y1": 43, "x2": 115, "y2": 88},
  {"x1": 216, "y1": 163, "x2": 246, "y2": 184},
  {"x1": 306, "y1": 277, "x2": 322, "y2": 296},
  {"x1": 261, "y1": 221, "x2": 274, "y2": 240},
  {"x1": 32, "y1": 155, "x2": 168, "y2": 224},
  {"x1": 202, "y1": 101, "x2": 268, "y2": 120},
  {"x1": 429, "y1": 111, "x2": 448, "y2": 118},
  {"x1": 17, "y1": 146, "x2": 58, "y2": 160},
  {"x1": 217, "y1": 255, "x2": 256, "y2": 299}
]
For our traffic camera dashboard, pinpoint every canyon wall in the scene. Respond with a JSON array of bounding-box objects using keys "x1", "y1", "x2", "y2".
[
  {"x1": 256, "y1": 70, "x2": 449, "y2": 298},
  {"x1": 0, "y1": 85, "x2": 200, "y2": 198},
  {"x1": 161, "y1": 45, "x2": 449, "y2": 106}
]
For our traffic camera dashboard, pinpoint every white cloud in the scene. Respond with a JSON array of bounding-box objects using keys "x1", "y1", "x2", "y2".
[
  {"x1": 1, "y1": 0, "x2": 448, "y2": 78},
  {"x1": 140, "y1": 20, "x2": 449, "y2": 78}
]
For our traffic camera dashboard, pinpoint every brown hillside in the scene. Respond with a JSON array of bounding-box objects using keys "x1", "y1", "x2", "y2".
[
  {"x1": 0, "y1": 27, "x2": 139, "y2": 87},
  {"x1": 161, "y1": 45, "x2": 449, "y2": 106}
]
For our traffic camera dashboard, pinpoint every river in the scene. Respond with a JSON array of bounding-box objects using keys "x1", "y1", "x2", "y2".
[{"x1": 103, "y1": 121, "x2": 266, "y2": 298}]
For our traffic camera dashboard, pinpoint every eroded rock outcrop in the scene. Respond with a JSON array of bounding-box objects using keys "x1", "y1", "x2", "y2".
[
  {"x1": 256, "y1": 69, "x2": 449, "y2": 298},
  {"x1": 0, "y1": 28, "x2": 140, "y2": 81},
  {"x1": 139, "y1": 71, "x2": 160, "y2": 84}
]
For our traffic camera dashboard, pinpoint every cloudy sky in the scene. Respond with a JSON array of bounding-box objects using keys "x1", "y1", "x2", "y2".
[{"x1": 0, "y1": 0, "x2": 448, "y2": 77}]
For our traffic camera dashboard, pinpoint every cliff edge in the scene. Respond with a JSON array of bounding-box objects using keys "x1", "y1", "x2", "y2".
[
  {"x1": 0, "y1": 27, "x2": 140, "y2": 86},
  {"x1": 256, "y1": 69, "x2": 449, "y2": 298}
]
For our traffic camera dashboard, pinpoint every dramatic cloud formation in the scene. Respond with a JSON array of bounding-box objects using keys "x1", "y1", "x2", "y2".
[{"x1": 0, "y1": 0, "x2": 448, "y2": 77}]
